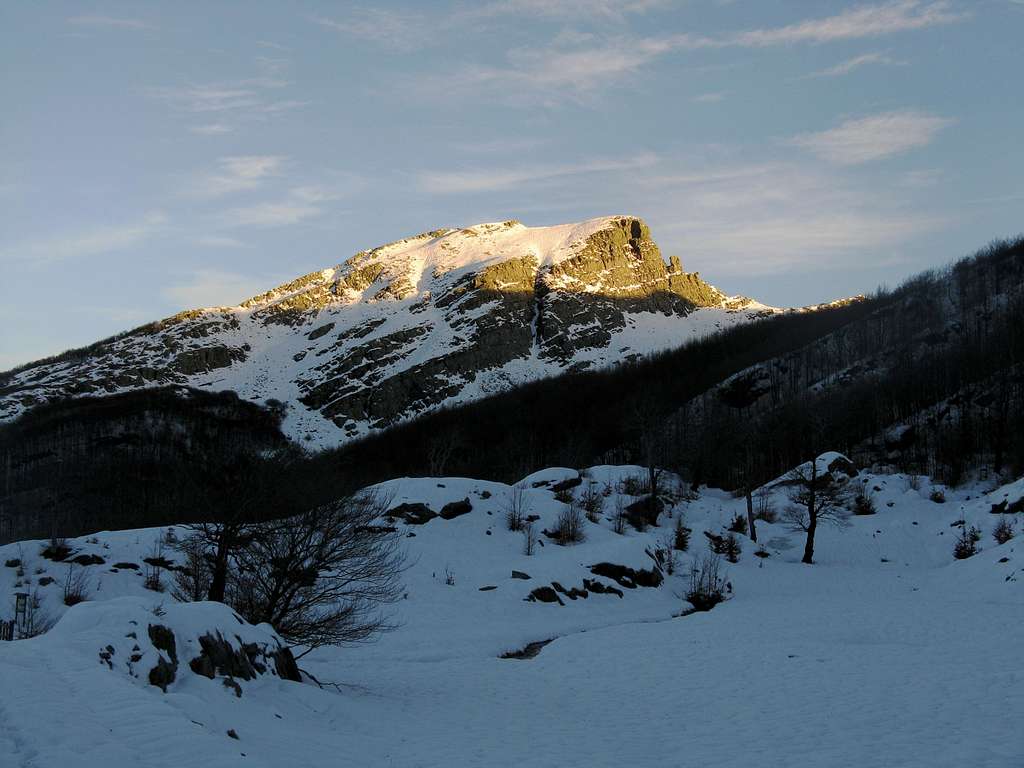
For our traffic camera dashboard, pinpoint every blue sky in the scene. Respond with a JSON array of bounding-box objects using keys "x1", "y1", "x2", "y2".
[{"x1": 2, "y1": 1, "x2": 1022, "y2": 369}]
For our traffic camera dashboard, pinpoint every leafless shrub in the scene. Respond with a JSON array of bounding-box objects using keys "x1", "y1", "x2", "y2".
[
  {"x1": 144, "y1": 537, "x2": 166, "y2": 593},
  {"x1": 754, "y1": 489, "x2": 777, "y2": 523},
  {"x1": 992, "y1": 517, "x2": 1014, "y2": 545},
  {"x1": 621, "y1": 474, "x2": 649, "y2": 496},
  {"x1": 657, "y1": 532, "x2": 678, "y2": 575},
  {"x1": 523, "y1": 521, "x2": 537, "y2": 556},
  {"x1": 673, "y1": 515, "x2": 691, "y2": 551},
  {"x1": 686, "y1": 555, "x2": 729, "y2": 612},
  {"x1": 852, "y1": 493, "x2": 877, "y2": 516},
  {"x1": 18, "y1": 590, "x2": 55, "y2": 638},
  {"x1": 505, "y1": 484, "x2": 531, "y2": 532},
  {"x1": 612, "y1": 494, "x2": 628, "y2": 535},
  {"x1": 555, "y1": 502, "x2": 585, "y2": 545},
  {"x1": 63, "y1": 563, "x2": 90, "y2": 606},
  {"x1": 580, "y1": 484, "x2": 603, "y2": 523},
  {"x1": 727, "y1": 513, "x2": 747, "y2": 535},
  {"x1": 553, "y1": 487, "x2": 574, "y2": 504}
]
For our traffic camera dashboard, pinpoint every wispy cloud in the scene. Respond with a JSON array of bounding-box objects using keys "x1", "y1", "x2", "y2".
[
  {"x1": 312, "y1": 10, "x2": 430, "y2": 51},
  {"x1": 730, "y1": 1, "x2": 964, "y2": 47},
  {"x1": 693, "y1": 91, "x2": 727, "y2": 103},
  {"x1": 66, "y1": 15, "x2": 155, "y2": 31},
  {"x1": 188, "y1": 123, "x2": 234, "y2": 136},
  {"x1": 163, "y1": 269, "x2": 271, "y2": 309},
  {"x1": 422, "y1": 36, "x2": 694, "y2": 103},
  {"x1": 146, "y1": 62, "x2": 305, "y2": 132},
  {"x1": 210, "y1": 175, "x2": 356, "y2": 229},
  {"x1": 196, "y1": 235, "x2": 248, "y2": 248},
  {"x1": 414, "y1": 2, "x2": 963, "y2": 103},
  {"x1": 184, "y1": 156, "x2": 287, "y2": 199},
  {"x1": 803, "y1": 51, "x2": 907, "y2": 78},
  {"x1": 675, "y1": 211, "x2": 937, "y2": 274},
  {"x1": 1, "y1": 213, "x2": 167, "y2": 265},
  {"x1": 312, "y1": 1, "x2": 668, "y2": 52},
  {"x1": 459, "y1": 0, "x2": 670, "y2": 21},
  {"x1": 899, "y1": 168, "x2": 943, "y2": 188},
  {"x1": 146, "y1": 83, "x2": 263, "y2": 114},
  {"x1": 789, "y1": 110, "x2": 954, "y2": 165},
  {"x1": 635, "y1": 161, "x2": 943, "y2": 274},
  {"x1": 419, "y1": 153, "x2": 658, "y2": 194},
  {"x1": 216, "y1": 201, "x2": 323, "y2": 229}
]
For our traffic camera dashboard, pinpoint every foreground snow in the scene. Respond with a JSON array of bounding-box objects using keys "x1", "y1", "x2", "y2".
[{"x1": 1, "y1": 464, "x2": 1022, "y2": 766}]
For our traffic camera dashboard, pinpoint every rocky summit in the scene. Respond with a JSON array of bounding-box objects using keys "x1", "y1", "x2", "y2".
[{"x1": 0, "y1": 216, "x2": 786, "y2": 446}]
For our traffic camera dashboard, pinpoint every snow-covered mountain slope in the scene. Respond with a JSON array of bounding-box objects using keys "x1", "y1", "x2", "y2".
[
  {"x1": 1, "y1": 461, "x2": 1021, "y2": 766},
  {"x1": 0, "y1": 216, "x2": 815, "y2": 447}
]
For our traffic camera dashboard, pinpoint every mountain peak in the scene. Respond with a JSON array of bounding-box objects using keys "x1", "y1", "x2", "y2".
[
  {"x1": 1, "y1": 215, "x2": 783, "y2": 446},
  {"x1": 239, "y1": 215, "x2": 649, "y2": 316}
]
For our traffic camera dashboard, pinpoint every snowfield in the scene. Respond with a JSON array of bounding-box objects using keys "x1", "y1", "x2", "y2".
[{"x1": 1, "y1": 461, "x2": 1022, "y2": 767}]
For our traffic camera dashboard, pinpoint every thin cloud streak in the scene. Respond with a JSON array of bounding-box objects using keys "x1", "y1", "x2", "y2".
[
  {"x1": 66, "y1": 15, "x2": 156, "y2": 31},
  {"x1": 419, "y1": 154, "x2": 659, "y2": 194},
  {"x1": 163, "y1": 269, "x2": 271, "y2": 309},
  {"x1": 216, "y1": 202, "x2": 323, "y2": 229},
  {"x1": 189, "y1": 123, "x2": 234, "y2": 135},
  {"x1": 184, "y1": 156, "x2": 287, "y2": 199},
  {"x1": 1, "y1": 213, "x2": 168, "y2": 265},
  {"x1": 413, "y1": 2, "x2": 964, "y2": 102},
  {"x1": 802, "y1": 52, "x2": 907, "y2": 78},
  {"x1": 731, "y1": 1, "x2": 964, "y2": 46},
  {"x1": 789, "y1": 110, "x2": 954, "y2": 165}
]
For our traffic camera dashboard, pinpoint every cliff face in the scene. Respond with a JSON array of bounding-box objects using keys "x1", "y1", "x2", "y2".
[{"x1": 0, "y1": 216, "x2": 782, "y2": 447}]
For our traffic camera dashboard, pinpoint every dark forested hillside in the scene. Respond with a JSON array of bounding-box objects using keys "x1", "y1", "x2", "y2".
[
  {"x1": 0, "y1": 388, "x2": 296, "y2": 542},
  {"x1": 2, "y1": 237, "x2": 1021, "y2": 542},
  {"x1": 670, "y1": 237, "x2": 1024, "y2": 490}
]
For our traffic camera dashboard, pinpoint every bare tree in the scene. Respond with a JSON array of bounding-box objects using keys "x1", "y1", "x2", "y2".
[
  {"x1": 228, "y1": 492, "x2": 405, "y2": 656},
  {"x1": 172, "y1": 534, "x2": 212, "y2": 602},
  {"x1": 183, "y1": 451, "x2": 300, "y2": 603},
  {"x1": 633, "y1": 396, "x2": 669, "y2": 524},
  {"x1": 741, "y1": 443, "x2": 759, "y2": 543},
  {"x1": 783, "y1": 457, "x2": 851, "y2": 564}
]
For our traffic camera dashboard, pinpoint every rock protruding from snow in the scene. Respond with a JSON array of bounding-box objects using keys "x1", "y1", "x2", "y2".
[{"x1": 43, "y1": 597, "x2": 300, "y2": 696}]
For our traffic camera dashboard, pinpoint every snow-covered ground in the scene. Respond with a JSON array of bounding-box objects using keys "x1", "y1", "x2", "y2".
[{"x1": 1, "y1": 461, "x2": 1022, "y2": 767}]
